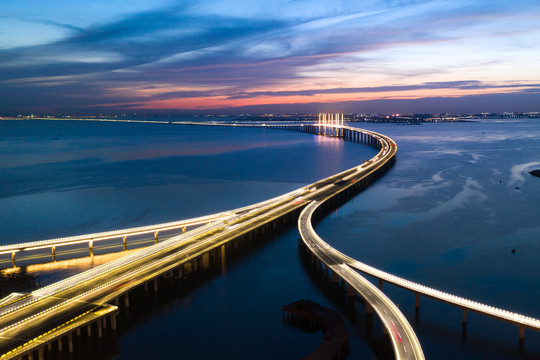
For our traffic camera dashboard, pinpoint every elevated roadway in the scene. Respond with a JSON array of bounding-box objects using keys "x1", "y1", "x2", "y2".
[
  {"x1": 0, "y1": 124, "x2": 411, "y2": 359},
  {"x1": 5, "y1": 121, "x2": 539, "y2": 359},
  {"x1": 300, "y1": 200, "x2": 424, "y2": 360}
]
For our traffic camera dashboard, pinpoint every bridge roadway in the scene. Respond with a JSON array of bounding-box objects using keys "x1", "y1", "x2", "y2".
[
  {"x1": 0, "y1": 125, "x2": 412, "y2": 359},
  {"x1": 300, "y1": 201, "x2": 424, "y2": 360},
  {"x1": 291, "y1": 126, "x2": 540, "y2": 349},
  {"x1": 0, "y1": 211, "x2": 234, "y2": 266}
]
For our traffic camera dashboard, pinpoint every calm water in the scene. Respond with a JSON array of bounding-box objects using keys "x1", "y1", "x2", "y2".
[{"x1": 1, "y1": 118, "x2": 539, "y2": 359}]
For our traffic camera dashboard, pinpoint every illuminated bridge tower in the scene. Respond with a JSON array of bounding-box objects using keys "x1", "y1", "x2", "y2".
[{"x1": 318, "y1": 112, "x2": 344, "y2": 136}]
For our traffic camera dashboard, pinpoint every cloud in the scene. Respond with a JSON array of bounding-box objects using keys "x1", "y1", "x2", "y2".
[{"x1": 1, "y1": 0, "x2": 540, "y2": 114}]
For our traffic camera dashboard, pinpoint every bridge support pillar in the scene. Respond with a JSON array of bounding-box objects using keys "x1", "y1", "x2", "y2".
[
  {"x1": 123, "y1": 236, "x2": 127, "y2": 250},
  {"x1": 77, "y1": 328, "x2": 81, "y2": 336},
  {"x1": 58, "y1": 337, "x2": 62, "y2": 352},
  {"x1": 48, "y1": 342, "x2": 52, "y2": 351},
  {"x1": 89, "y1": 240, "x2": 93, "y2": 256},
  {"x1": 378, "y1": 279, "x2": 383, "y2": 291},
  {"x1": 52, "y1": 246, "x2": 56, "y2": 261},
  {"x1": 182, "y1": 226, "x2": 187, "y2": 233},
  {"x1": 124, "y1": 293, "x2": 130, "y2": 307},
  {"x1": 324, "y1": 265, "x2": 329, "y2": 278},
  {"x1": 415, "y1": 293, "x2": 420, "y2": 309},
  {"x1": 111, "y1": 314, "x2": 117, "y2": 330},
  {"x1": 11, "y1": 251, "x2": 16, "y2": 267},
  {"x1": 462, "y1": 309, "x2": 467, "y2": 324},
  {"x1": 365, "y1": 302, "x2": 374, "y2": 314},
  {"x1": 348, "y1": 285, "x2": 355, "y2": 297},
  {"x1": 87, "y1": 324, "x2": 92, "y2": 337},
  {"x1": 28, "y1": 351, "x2": 34, "y2": 360},
  {"x1": 331, "y1": 272, "x2": 339, "y2": 283},
  {"x1": 519, "y1": 326, "x2": 525, "y2": 341},
  {"x1": 154, "y1": 231, "x2": 159, "y2": 243},
  {"x1": 97, "y1": 319, "x2": 103, "y2": 338},
  {"x1": 177, "y1": 266, "x2": 183, "y2": 279},
  {"x1": 68, "y1": 333, "x2": 73, "y2": 352},
  {"x1": 38, "y1": 347, "x2": 44, "y2": 360},
  {"x1": 144, "y1": 281, "x2": 148, "y2": 291},
  {"x1": 153, "y1": 278, "x2": 158, "y2": 292}
]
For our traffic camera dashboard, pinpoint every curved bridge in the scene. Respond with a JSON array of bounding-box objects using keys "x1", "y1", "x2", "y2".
[
  {"x1": 0, "y1": 123, "x2": 417, "y2": 360},
  {"x1": 1, "y1": 121, "x2": 539, "y2": 360}
]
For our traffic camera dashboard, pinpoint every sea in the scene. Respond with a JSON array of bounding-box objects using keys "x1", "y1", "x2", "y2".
[{"x1": 0, "y1": 117, "x2": 539, "y2": 359}]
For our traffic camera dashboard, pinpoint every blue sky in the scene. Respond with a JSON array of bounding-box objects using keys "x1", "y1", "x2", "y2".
[{"x1": 1, "y1": 0, "x2": 540, "y2": 114}]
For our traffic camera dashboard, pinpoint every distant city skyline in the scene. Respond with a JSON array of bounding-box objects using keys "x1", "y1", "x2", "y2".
[{"x1": 1, "y1": 0, "x2": 540, "y2": 115}]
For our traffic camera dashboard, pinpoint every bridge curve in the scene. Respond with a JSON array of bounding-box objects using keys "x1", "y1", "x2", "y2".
[
  {"x1": 300, "y1": 200, "x2": 424, "y2": 360},
  {"x1": 293, "y1": 123, "x2": 540, "y2": 346},
  {"x1": 2, "y1": 120, "x2": 538, "y2": 359},
  {"x1": 0, "y1": 122, "x2": 413, "y2": 360}
]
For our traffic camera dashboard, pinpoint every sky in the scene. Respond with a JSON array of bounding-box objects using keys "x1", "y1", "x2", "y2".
[{"x1": 1, "y1": 0, "x2": 540, "y2": 115}]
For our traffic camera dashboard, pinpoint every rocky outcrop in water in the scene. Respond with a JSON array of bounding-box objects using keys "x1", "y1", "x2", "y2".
[{"x1": 529, "y1": 169, "x2": 540, "y2": 178}]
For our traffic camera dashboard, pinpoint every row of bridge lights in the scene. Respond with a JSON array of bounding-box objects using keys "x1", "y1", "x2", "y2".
[{"x1": 318, "y1": 112, "x2": 344, "y2": 127}]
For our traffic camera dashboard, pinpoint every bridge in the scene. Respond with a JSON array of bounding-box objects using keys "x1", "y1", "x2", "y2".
[
  {"x1": 0, "y1": 121, "x2": 412, "y2": 360},
  {"x1": 0, "y1": 118, "x2": 539, "y2": 360}
]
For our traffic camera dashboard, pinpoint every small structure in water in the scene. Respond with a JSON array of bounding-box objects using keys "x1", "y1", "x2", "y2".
[
  {"x1": 282, "y1": 299, "x2": 350, "y2": 359},
  {"x1": 529, "y1": 169, "x2": 540, "y2": 179}
]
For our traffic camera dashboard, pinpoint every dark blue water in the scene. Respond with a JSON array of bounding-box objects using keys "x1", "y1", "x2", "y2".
[{"x1": 1, "y1": 118, "x2": 539, "y2": 359}]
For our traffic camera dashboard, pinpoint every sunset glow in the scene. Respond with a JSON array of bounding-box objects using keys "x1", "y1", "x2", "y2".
[{"x1": 1, "y1": 0, "x2": 540, "y2": 114}]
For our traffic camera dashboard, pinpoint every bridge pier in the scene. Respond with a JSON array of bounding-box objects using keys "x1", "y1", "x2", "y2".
[
  {"x1": 178, "y1": 265, "x2": 183, "y2": 279},
  {"x1": 89, "y1": 240, "x2": 93, "y2": 256},
  {"x1": 415, "y1": 293, "x2": 420, "y2": 310},
  {"x1": 123, "y1": 236, "x2": 127, "y2": 250},
  {"x1": 203, "y1": 252, "x2": 210, "y2": 269},
  {"x1": 378, "y1": 279, "x2": 383, "y2": 291},
  {"x1": 68, "y1": 333, "x2": 73, "y2": 352},
  {"x1": 462, "y1": 309, "x2": 467, "y2": 324},
  {"x1": 52, "y1": 246, "x2": 56, "y2": 261},
  {"x1": 12, "y1": 251, "x2": 16, "y2": 267},
  {"x1": 111, "y1": 313, "x2": 117, "y2": 330},
  {"x1": 97, "y1": 319, "x2": 103, "y2": 338},
  {"x1": 519, "y1": 326, "x2": 525, "y2": 341},
  {"x1": 365, "y1": 301, "x2": 374, "y2": 314},
  {"x1": 154, "y1": 231, "x2": 159, "y2": 243}
]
